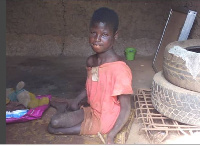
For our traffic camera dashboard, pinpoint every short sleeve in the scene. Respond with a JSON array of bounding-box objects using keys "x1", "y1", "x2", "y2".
[{"x1": 111, "y1": 65, "x2": 133, "y2": 96}]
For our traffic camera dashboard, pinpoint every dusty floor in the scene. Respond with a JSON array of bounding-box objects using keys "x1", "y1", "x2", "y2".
[{"x1": 6, "y1": 55, "x2": 199, "y2": 144}]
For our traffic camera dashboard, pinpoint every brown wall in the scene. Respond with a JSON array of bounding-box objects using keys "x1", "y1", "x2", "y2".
[{"x1": 6, "y1": 0, "x2": 200, "y2": 57}]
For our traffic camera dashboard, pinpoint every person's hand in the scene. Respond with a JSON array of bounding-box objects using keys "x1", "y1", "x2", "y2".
[
  {"x1": 106, "y1": 133, "x2": 115, "y2": 144},
  {"x1": 69, "y1": 98, "x2": 80, "y2": 111}
]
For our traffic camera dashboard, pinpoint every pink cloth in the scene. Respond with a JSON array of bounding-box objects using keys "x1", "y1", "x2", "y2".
[{"x1": 86, "y1": 61, "x2": 133, "y2": 134}]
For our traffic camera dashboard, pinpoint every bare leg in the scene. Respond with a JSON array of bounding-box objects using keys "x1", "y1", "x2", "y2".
[
  {"x1": 50, "y1": 108, "x2": 84, "y2": 128},
  {"x1": 48, "y1": 122, "x2": 81, "y2": 135}
]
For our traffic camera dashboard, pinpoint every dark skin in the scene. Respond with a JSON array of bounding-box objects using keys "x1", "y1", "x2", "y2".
[
  {"x1": 48, "y1": 90, "x2": 86, "y2": 135},
  {"x1": 87, "y1": 22, "x2": 131, "y2": 144},
  {"x1": 48, "y1": 22, "x2": 131, "y2": 144}
]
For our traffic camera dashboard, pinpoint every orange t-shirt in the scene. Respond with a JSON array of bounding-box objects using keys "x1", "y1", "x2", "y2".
[{"x1": 86, "y1": 61, "x2": 133, "y2": 134}]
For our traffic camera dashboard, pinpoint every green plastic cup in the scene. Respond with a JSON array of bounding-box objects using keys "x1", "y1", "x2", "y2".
[{"x1": 125, "y1": 48, "x2": 136, "y2": 60}]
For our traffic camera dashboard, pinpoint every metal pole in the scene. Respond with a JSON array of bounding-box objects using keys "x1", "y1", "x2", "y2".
[{"x1": 152, "y1": 9, "x2": 173, "y2": 72}]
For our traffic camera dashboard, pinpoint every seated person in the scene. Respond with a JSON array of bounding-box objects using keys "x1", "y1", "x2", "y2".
[{"x1": 48, "y1": 7, "x2": 133, "y2": 144}]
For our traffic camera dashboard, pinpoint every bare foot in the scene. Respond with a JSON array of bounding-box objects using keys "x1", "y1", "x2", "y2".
[{"x1": 50, "y1": 100, "x2": 69, "y2": 113}]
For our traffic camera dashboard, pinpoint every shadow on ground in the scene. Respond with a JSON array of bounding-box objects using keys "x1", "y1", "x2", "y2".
[{"x1": 6, "y1": 55, "x2": 155, "y2": 144}]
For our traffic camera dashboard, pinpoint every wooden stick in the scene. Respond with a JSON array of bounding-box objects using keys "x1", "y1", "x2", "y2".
[{"x1": 98, "y1": 132, "x2": 106, "y2": 144}]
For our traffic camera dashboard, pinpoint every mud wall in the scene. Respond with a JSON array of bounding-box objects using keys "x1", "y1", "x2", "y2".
[{"x1": 6, "y1": 0, "x2": 200, "y2": 57}]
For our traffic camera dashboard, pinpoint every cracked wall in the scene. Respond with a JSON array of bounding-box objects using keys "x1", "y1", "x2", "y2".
[{"x1": 6, "y1": 0, "x2": 200, "y2": 57}]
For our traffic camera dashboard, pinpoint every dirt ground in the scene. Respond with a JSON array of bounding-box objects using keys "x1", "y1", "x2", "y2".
[{"x1": 6, "y1": 55, "x2": 200, "y2": 144}]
